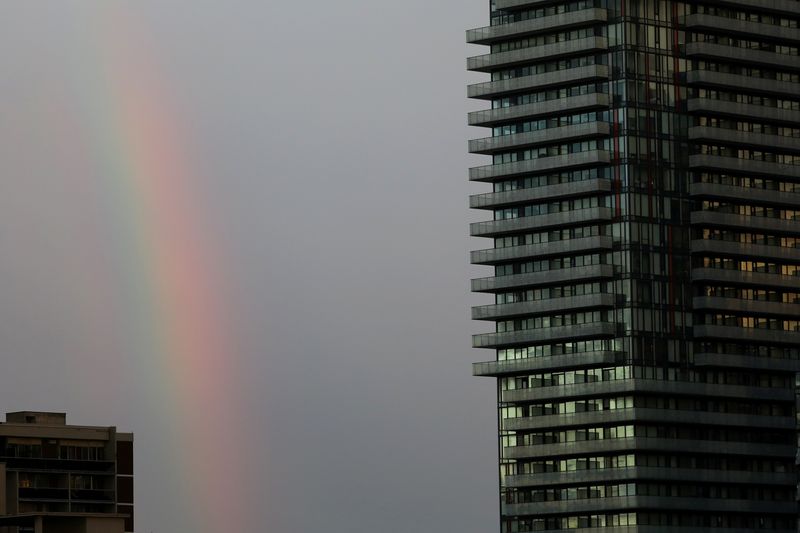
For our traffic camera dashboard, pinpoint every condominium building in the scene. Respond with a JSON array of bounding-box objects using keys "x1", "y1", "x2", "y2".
[
  {"x1": 468, "y1": 0, "x2": 800, "y2": 530},
  {"x1": 0, "y1": 412, "x2": 133, "y2": 533}
]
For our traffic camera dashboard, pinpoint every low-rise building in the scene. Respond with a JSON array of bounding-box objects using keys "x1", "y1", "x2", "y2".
[{"x1": 0, "y1": 412, "x2": 133, "y2": 533}]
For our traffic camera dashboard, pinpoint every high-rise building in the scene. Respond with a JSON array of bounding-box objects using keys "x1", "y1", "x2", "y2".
[
  {"x1": 0, "y1": 412, "x2": 133, "y2": 533},
  {"x1": 468, "y1": 0, "x2": 800, "y2": 530}
]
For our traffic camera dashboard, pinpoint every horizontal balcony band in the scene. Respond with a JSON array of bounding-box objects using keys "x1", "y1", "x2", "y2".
[
  {"x1": 693, "y1": 324, "x2": 800, "y2": 345},
  {"x1": 471, "y1": 236, "x2": 613, "y2": 266},
  {"x1": 468, "y1": 37, "x2": 608, "y2": 73},
  {"x1": 470, "y1": 122, "x2": 610, "y2": 155},
  {"x1": 693, "y1": 296, "x2": 800, "y2": 317},
  {"x1": 472, "y1": 351, "x2": 625, "y2": 377},
  {"x1": 689, "y1": 182, "x2": 800, "y2": 208},
  {"x1": 687, "y1": 97, "x2": 800, "y2": 126},
  {"x1": 503, "y1": 466, "x2": 797, "y2": 489},
  {"x1": 468, "y1": 65, "x2": 609, "y2": 100},
  {"x1": 683, "y1": 14, "x2": 800, "y2": 44},
  {"x1": 686, "y1": 70, "x2": 800, "y2": 98},
  {"x1": 469, "y1": 93, "x2": 610, "y2": 128},
  {"x1": 473, "y1": 322, "x2": 619, "y2": 349},
  {"x1": 472, "y1": 293, "x2": 615, "y2": 321},
  {"x1": 684, "y1": 42, "x2": 800, "y2": 72},
  {"x1": 502, "y1": 437, "x2": 796, "y2": 461},
  {"x1": 471, "y1": 178, "x2": 612, "y2": 210},
  {"x1": 501, "y1": 408, "x2": 795, "y2": 431},
  {"x1": 702, "y1": 0, "x2": 800, "y2": 16},
  {"x1": 470, "y1": 150, "x2": 611, "y2": 182},
  {"x1": 502, "y1": 495, "x2": 797, "y2": 518},
  {"x1": 513, "y1": 525, "x2": 795, "y2": 533},
  {"x1": 692, "y1": 267, "x2": 800, "y2": 290},
  {"x1": 495, "y1": 0, "x2": 564, "y2": 10},
  {"x1": 471, "y1": 207, "x2": 613, "y2": 237},
  {"x1": 691, "y1": 210, "x2": 800, "y2": 235},
  {"x1": 689, "y1": 154, "x2": 800, "y2": 179},
  {"x1": 467, "y1": 9, "x2": 608, "y2": 45},
  {"x1": 688, "y1": 126, "x2": 800, "y2": 154},
  {"x1": 691, "y1": 238, "x2": 800, "y2": 262},
  {"x1": 472, "y1": 264, "x2": 615, "y2": 293},
  {"x1": 693, "y1": 352, "x2": 800, "y2": 372},
  {"x1": 501, "y1": 378, "x2": 794, "y2": 403}
]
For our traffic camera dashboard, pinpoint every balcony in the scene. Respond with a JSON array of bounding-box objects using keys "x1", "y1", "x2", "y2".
[
  {"x1": 472, "y1": 293, "x2": 614, "y2": 321},
  {"x1": 684, "y1": 14, "x2": 800, "y2": 44},
  {"x1": 472, "y1": 350, "x2": 623, "y2": 377},
  {"x1": 469, "y1": 93, "x2": 610, "y2": 128},
  {"x1": 691, "y1": 238, "x2": 800, "y2": 262},
  {"x1": 691, "y1": 210, "x2": 800, "y2": 234},
  {"x1": 502, "y1": 436, "x2": 795, "y2": 460},
  {"x1": 471, "y1": 178, "x2": 612, "y2": 210},
  {"x1": 686, "y1": 70, "x2": 800, "y2": 98},
  {"x1": 468, "y1": 64, "x2": 609, "y2": 99},
  {"x1": 504, "y1": 465, "x2": 797, "y2": 489},
  {"x1": 502, "y1": 408, "x2": 794, "y2": 432},
  {"x1": 470, "y1": 122, "x2": 609, "y2": 155},
  {"x1": 684, "y1": 42, "x2": 800, "y2": 72},
  {"x1": 472, "y1": 322, "x2": 618, "y2": 348},
  {"x1": 503, "y1": 495, "x2": 796, "y2": 518},
  {"x1": 688, "y1": 126, "x2": 800, "y2": 154},
  {"x1": 495, "y1": 0, "x2": 564, "y2": 9},
  {"x1": 470, "y1": 235, "x2": 613, "y2": 265},
  {"x1": 688, "y1": 154, "x2": 800, "y2": 179},
  {"x1": 502, "y1": 378, "x2": 793, "y2": 403},
  {"x1": 471, "y1": 264, "x2": 614, "y2": 292},
  {"x1": 694, "y1": 324, "x2": 800, "y2": 345},
  {"x1": 693, "y1": 352, "x2": 800, "y2": 372},
  {"x1": 468, "y1": 37, "x2": 608, "y2": 72},
  {"x1": 692, "y1": 267, "x2": 800, "y2": 290},
  {"x1": 693, "y1": 296, "x2": 800, "y2": 317},
  {"x1": 687, "y1": 97, "x2": 800, "y2": 126},
  {"x1": 470, "y1": 150, "x2": 611, "y2": 181},
  {"x1": 467, "y1": 9, "x2": 608, "y2": 45},
  {"x1": 470, "y1": 207, "x2": 613, "y2": 237},
  {"x1": 690, "y1": 182, "x2": 800, "y2": 208},
  {"x1": 700, "y1": 0, "x2": 800, "y2": 16}
]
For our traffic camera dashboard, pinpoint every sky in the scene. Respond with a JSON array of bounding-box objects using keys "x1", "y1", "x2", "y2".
[{"x1": 0, "y1": 1, "x2": 496, "y2": 531}]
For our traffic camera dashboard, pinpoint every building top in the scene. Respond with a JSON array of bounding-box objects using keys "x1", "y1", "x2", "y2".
[
  {"x1": 5, "y1": 411, "x2": 67, "y2": 425},
  {"x1": 0, "y1": 412, "x2": 133, "y2": 442}
]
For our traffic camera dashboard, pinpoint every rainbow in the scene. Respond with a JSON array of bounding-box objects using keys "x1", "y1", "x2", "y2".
[{"x1": 67, "y1": 5, "x2": 251, "y2": 531}]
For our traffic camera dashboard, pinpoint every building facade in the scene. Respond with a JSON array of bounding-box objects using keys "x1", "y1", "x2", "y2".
[
  {"x1": 0, "y1": 412, "x2": 133, "y2": 533},
  {"x1": 468, "y1": 0, "x2": 800, "y2": 530}
]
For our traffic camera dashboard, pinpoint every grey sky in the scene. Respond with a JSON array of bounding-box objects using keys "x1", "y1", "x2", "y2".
[{"x1": 0, "y1": 1, "x2": 494, "y2": 531}]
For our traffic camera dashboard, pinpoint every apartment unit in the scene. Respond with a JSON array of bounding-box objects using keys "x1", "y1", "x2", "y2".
[
  {"x1": 468, "y1": 0, "x2": 800, "y2": 530},
  {"x1": 0, "y1": 412, "x2": 133, "y2": 533}
]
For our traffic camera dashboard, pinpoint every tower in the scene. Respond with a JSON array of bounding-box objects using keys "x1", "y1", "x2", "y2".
[{"x1": 468, "y1": 0, "x2": 800, "y2": 529}]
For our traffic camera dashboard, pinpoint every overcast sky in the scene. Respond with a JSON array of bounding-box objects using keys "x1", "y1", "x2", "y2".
[{"x1": 0, "y1": 1, "x2": 496, "y2": 531}]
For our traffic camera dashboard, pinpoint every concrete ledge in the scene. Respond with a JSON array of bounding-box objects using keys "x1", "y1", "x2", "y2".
[
  {"x1": 471, "y1": 264, "x2": 615, "y2": 293},
  {"x1": 473, "y1": 293, "x2": 614, "y2": 320},
  {"x1": 470, "y1": 178, "x2": 612, "y2": 210},
  {"x1": 470, "y1": 150, "x2": 610, "y2": 181},
  {"x1": 467, "y1": 9, "x2": 608, "y2": 45},
  {"x1": 689, "y1": 182, "x2": 800, "y2": 207},
  {"x1": 688, "y1": 98, "x2": 800, "y2": 125},
  {"x1": 471, "y1": 207, "x2": 613, "y2": 237},
  {"x1": 468, "y1": 37, "x2": 607, "y2": 72},
  {"x1": 473, "y1": 322, "x2": 618, "y2": 349},
  {"x1": 685, "y1": 42, "x2": 800, "y2": 71},
  {"x1": 472, "y1": 351, "x2": 624, "y2": 377},
  {"x1": 470, "y1": 122, "x2": 610, "y2": 155},
  {"x1": 686, "y1": 70, "x2": 800, "y2": 98},
  {"x1": 468, "y1": 65, "x2": 609, "y2": 99},
  {"x1": 469, "y1": 93, "x2": 610, "y2": 128},
  {"x1": 684, "y1": 13, "x2": 800, "y2": 43}
]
